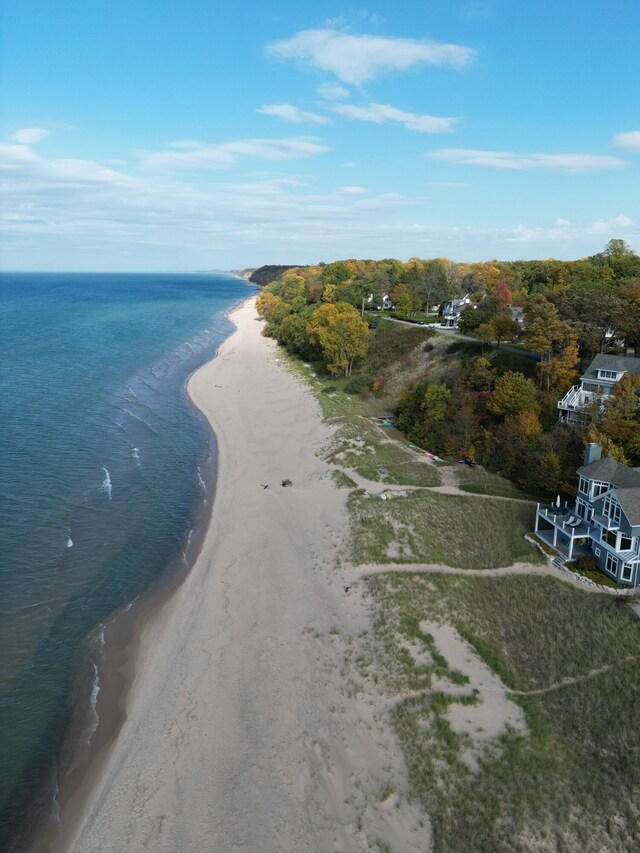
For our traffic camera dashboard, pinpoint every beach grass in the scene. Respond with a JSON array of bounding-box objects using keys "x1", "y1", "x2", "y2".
[
  {"x1": 455, "y1": 465, "x2": 535, "y2": 500},
  {"x1": 349, "y1": 489, "x2": 544, "y2": 568},
  {"x1": 360, "y1": 572, "x2": 640, "y2": 852},
  {"x1": 324, "y1": 419, "x2": 441, "y2": 487}
]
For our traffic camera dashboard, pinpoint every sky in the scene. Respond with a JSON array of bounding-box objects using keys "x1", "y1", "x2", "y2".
[{"x1": 1, "y1": 0, "x2": 639, "y2": 270}]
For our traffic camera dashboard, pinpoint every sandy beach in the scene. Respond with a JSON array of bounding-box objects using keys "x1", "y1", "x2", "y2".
[{"x1": 49, "y1": 298, "x2": 430, "y2": 853}]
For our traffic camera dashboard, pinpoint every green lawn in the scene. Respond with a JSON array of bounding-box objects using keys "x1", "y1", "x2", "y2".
[
  {"x1": 361, "y1": 572, "x2": 640, "y2": 852},
  {"x1": 349, "y1": 489, "x2": 544, "y2": 568}
]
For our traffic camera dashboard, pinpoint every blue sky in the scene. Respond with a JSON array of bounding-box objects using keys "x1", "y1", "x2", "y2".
[{"x1": 1, "y1": 0, "x2": 639, "y2": 270}]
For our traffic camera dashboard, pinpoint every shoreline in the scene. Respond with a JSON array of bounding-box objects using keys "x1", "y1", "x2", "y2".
[
  {"x1": 22, "y1": 299, "x2": 247, "y2": 853},
  {"x1": 41, "y1": 297, "x2": 430, "y2": 852}
]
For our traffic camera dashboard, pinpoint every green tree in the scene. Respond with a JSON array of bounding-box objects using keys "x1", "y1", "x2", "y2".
[
  {"x1": 488, "y1": 372, "x2": 539, "y2": 419},
  {"x1": 307, "y1": 302, "x2": 370, "y2": 376}
]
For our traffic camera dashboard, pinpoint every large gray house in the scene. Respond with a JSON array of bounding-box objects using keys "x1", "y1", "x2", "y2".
[
  {"x1": 535, "y1": 443, "x2": 640, "y2": 586},
  {"x1": 557, "y1": 353, "x2": 640, "y2": 424}
]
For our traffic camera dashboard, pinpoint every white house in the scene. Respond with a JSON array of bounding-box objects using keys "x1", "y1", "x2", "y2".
[
  {"x1": 440, "y1": 294, "x2": 472, "y2": 328},
  {"x1": 557, "y1": 353, "x2": 640, "y2": 425}
]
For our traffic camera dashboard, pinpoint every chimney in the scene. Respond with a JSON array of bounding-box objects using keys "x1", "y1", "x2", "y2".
[{"x1": 583, "y1": 443, "x2": 602, "y2": 467}]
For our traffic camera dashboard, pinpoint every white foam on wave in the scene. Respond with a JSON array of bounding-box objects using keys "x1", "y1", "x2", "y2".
[
  {"x1": 131, "y1": 446, "x2": 141, "y2": 467},
  {"x1": 86, "y1": 624, "x2": 106, "y2": 745},
  {"x1": 196, "y1": 467, "x2": 208, "y2": 505},
  {"x1": 99, "y1": 467, "x2": 112, "y2": 500},
  {"x1": 66, "y1": 530, "x2": 73, "y2": 548}
]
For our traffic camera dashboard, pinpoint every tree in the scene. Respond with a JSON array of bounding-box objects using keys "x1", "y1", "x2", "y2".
[
  {"x1": 601, "y1": 374, "x2": 640, "y2": 455},
  {"x1": 602, "y1": 238, "x2": 635, "y2": 258},
  {"x1": 421, "y1": 384, "x2": 451, "y2": 451},
  {"x1": 307, "y1": 302, "x2": 370, "y2": 376},
  {"x1": 617, "y1": 280, "x2": 640, "y2": 357},
  {"x1": 488, "y1": 372, "x2": 539, "y2": 419},
  {"x1": 255, "y1": 291, "x2": 282, "y2": 321}
]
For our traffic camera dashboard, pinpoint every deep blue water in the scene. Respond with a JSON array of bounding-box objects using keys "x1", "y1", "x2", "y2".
[{"x1": 0, "y1": 272, "x2": 253, "y2": 844}]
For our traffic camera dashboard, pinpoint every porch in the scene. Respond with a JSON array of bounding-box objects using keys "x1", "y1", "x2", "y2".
[{"x1": 535, "y1": 503, "x2": 592, "y2": 561}]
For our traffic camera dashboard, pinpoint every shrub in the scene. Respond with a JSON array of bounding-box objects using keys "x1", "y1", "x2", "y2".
[
  {"x1": 345, "y1": 374, "x2": 373, "y2": 395},
  {"x1": 573, "y1": 554, "x2": 597, "y2": 573}
]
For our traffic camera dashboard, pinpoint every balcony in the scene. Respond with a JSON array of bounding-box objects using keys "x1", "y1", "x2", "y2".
[{"x1": 535, "y1": 504, "x2": 592, "y2": 561}]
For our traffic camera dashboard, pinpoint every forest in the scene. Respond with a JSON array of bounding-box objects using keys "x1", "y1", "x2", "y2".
[{"x1": 254, "y1": 239, "x2": 640, "y2": 497}]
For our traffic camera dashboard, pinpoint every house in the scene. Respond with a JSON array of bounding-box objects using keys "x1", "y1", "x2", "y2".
[
  {"x1": 557, "y1": 353, "x2": 640, "y2": 425},
  {"x1": 535, "y1": 443, "x2": 640, "y2": 586},
  {"x1": 367, "y1": 293, "x2": 394, "y2": 310},
  {"x1": 440, "y1": 294, "x2": 472, "y2": 328}
]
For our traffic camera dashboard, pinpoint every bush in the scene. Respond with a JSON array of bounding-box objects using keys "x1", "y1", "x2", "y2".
[
  {"x1": 345, "y1": 374, "x2": 373, "y2": 395},
  {"x1": 573, "y1": 554, "x2": 597, "y2": 573}
]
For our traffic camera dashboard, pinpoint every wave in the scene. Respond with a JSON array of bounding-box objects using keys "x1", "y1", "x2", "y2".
[
  {"x1": 122, "y1": 408, "x2": 160, "y2": 436},
  {"x1": 99, "y1": 467, "x2": 112, "y2": 500},
  {"x1": 131, "y1": 446, "x2": 141, "y2": 468},
  {"x1": 66, "y1": 530, "x2": 73, "y2": 549},
  {"x1": 196, "y1": 467, "x2": 208, "y2": 505}
]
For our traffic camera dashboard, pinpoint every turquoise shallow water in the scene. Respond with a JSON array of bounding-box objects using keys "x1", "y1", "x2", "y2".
[{"x1": 0, "y1": 272, "x2": 253, "y2": 844}]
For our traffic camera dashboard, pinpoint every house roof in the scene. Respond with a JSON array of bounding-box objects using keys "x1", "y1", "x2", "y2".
[
  {"x1": 615, "y1": 488, "x2": 640, "y2": 526},
  {"x1": 582, "y1": 353, "x2": 640, "y2": 382},
  {"x1": 577, "y1": 455, "x2": 640, "y2": 489}
]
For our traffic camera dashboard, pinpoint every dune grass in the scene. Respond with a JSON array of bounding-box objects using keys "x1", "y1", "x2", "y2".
[
  {"x1": 324, "y1": 419, "x2": 441, "y2": 488},
  {"x1": 349, "y1": 489, "x2": 544, "y2": 568},
  {"x1": 456, "y1": 465, "x2": 535, "y2": 500},
  {"x1": 362, "y1": 572, "x2": 640, "y2": 853}
]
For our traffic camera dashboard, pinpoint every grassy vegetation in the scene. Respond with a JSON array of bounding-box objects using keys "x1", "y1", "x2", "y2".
[
  {"x1": 349, "y1": 489, "x2": 545, "y2": 567},
  {"x1": 360, "y1": 572, "x2": 640, "y2": 852},
  {"x1": 564, "y1": 562, "x2": 628, "y2": 589},
  {"x1": 324, "y1": 419, "x2": 441, "y2": 487},
  {"x1": 331, "y1": 469, "x2": 358, "y2": 489},
  {"x1": 456, "y1": 465, "x2": 535, "y2": 499}
]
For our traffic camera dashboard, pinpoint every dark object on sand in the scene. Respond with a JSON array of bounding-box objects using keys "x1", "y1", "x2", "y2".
[
  {"x1": 261, "y1": 484, "x2": 269, "y2": 489},
  {"x1": 460, "y1": 457, "x2": 477, "y2": 467},
  {"x1": 282, "y1": 479, "x2": 293, "y2": 487}
]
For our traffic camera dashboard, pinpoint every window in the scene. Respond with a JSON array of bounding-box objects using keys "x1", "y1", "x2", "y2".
[
  {"x1": 603, "y1": 530, "x2": 617, "y2": 547},
  {"x1": 578, "y1": 477, "x2": 588, "y2": 495},
  {"x1": 592, "y1": 481, "x2": 609, "y2": 498},
  {"x1": 606, "y1": 553, "x2": 618, "y2": 575},
  {"x1": 619, "y1": 534, "x2": 632, "y2": 551},
  {"x1": 598, "y1": 370, "x2": 619, "y2": 380},
  {"x1": 622, "y1": 563, "x2": 633, "y2": 582},
  {"x1": 594, "y1": 547, "x2": 601, "y2": 557}
]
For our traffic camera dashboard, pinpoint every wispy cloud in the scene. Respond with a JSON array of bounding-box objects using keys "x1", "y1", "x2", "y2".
[
  {"x1": 317, "y1": 82, "x2": 350, "y2": 100},
  {"x1": 613, "y1": 130, "x2": 640, "y2": 152},
  {"x1": 13, "y1": 127, "x2": 50, "y2": 144},
  {"x1": 266, "y1": 28, "x2": 475, "y2": 85},
  {"x1": 430, "y1": 148, "x2": 625, "y2": 172},
  {"x1": 138, "y1": 138, "x2": 330, "y2": 169},
  {"x1": 334, "y1": 102, "x2": 457, "y2": 133},
  {"x1": 257, "y1": 103, "x2": 330, "y2": 125}
]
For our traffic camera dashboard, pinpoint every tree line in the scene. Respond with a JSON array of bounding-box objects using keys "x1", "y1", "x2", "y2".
[{"x1": 255, "y1": 240, "x2": 640, "y2": 495}]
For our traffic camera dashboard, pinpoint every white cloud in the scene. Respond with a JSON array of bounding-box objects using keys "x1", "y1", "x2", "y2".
[
  {"x1": 266, "y1": 28, "x2": 475, "y2": 85},
  {"x1": 334, "y1": 102, "x2": 457, "y2": 133},
  {"x1": 554, "y1": 218, "x2": 573, "y2": 226},
  {"x1": 257, "y1": 103, "x2": 331, "y2": 125},
  {"x1": 317, "y1": 82, "x2": 350, "y2": 100},
  {"x1": 337, "y1": 186, "x2": 367, "y2": 195},
  {"x1": 139, "y1": 138, "x2": 330, "y2": 169},
  {"x1": 13, "y1": 127, "x2": 50, "y2": 144},
  {"x1": 613, "y1": 131, "x2": 640, "y2": 152},
  {"x1": 430, "y1": 149, "x2": 626, "y2": 171}
]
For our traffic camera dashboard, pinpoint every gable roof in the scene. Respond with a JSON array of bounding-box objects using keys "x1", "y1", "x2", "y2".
[
  {"x1": 615, "y1": 488, "x2": 640, "y2": 526},
  {"x1": 582, "y1": 353, "x2": 640, "y2": 382},
  {"x1": 577, "y1": 455, "x2": 640, "y2": 489}
]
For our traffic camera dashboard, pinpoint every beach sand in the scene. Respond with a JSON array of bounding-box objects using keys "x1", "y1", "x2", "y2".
[{"x1": 49, "y1": 298, "x2": 431, "y2": 853}]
